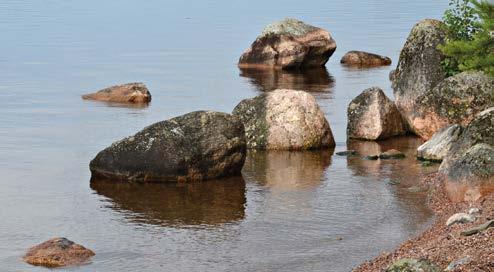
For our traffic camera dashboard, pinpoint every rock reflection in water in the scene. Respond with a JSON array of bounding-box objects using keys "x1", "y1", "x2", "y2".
[
  {"x1": 90, "y1": 177, "x2": 246, "y2": 226},
  {"x1": 346, "y1": 136, "x2": 438, "y2": 186},
  {"x1": 243, "y1": 149, "x2": 333, "y2": 191},
  {"x1": 239, "y1": 67, "x2": 334, "y2": 92}
]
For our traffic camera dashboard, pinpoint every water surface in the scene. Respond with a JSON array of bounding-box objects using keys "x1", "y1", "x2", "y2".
[{"x1": 0, "y1": 1, "x2": 448, "y2": 271}]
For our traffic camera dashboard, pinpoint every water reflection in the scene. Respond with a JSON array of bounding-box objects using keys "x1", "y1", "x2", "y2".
[
  {"x1": 243, "y1": 149, "x2": 333, "y2": 191},
  {"x1": 239, "y1": 67, "x2": 334, "y2": 92},
  {"x1": 346, "y1": 136, "x2": 438, "y2": 186},
  {"x1": 90, "y1": 177, "x2": 246, "y2": 227}
]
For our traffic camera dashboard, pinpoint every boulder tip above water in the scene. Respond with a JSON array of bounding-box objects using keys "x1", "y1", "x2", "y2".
[
  {"x1": 82, "y1": 82, "x2": 151, "y2": 104},
  {"x1": 90, "y1": 111, "x2": 247, "y2": 182},
  {"x1": 392, "y1": 19, "x2": 447, "y2": 133},
  {"x1": 417, "y1": 124, "x2": 464, "y2": 162},
  {"x1": 347, "y1": 87, "x2": 407, "y2": 140},
  {"x1": 232, "y1": 89, "x2": 335, "y2": 150},
  {"x1": 409, "y1": 71, "x2": 494, "y2": 139},
  {"x1": 23, "y1": 237, "x2": 94, "y2": 267},
  {"x1": 340, "y1": 51, "x2": 391, "y2": 67},
  {"x1": 238, "y1": 18, "x2": 337, "y2": 69}
]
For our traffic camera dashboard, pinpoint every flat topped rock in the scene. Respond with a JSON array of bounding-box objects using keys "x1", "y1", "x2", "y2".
[
  {"x1": 238, "y1": 18, "x2": 337, "y2": 69},
  {"x1": 340, "y1": 51, "x2": 391, "y2": 67},
  {"x1": 260, "y1": 18, "x2": 319, "y2": 37},
  {"x1": 82, "y1": 82, "x2": 151, "y2": 104},
  {"x1": 23, "y1": 237, "x2": 95, "y2": 267}
]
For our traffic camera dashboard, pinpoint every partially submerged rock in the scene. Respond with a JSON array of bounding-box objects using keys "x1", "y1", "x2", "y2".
[
  {"x1": 392, "y1": 19, "x2": 447, "y2": 133},
  {"x1": 340, "y1": 51, "x2": 391, "y2": 67},
  {"x1": 90, "y1": 111, "x2": 246, "y2": 182},
  {"x1": 336, "y1": 150, "x2": 358, "y2": 156},
  {"x1": 347, "y1": 87, "x2": 407, "y2": 140},
  {"x1": 238, "y1": 18, "x2": 337, "y2": 69},
  {"x1": 409, "y1": 71, "x2": 494, "y2": 139},
  {"x1": 23, "y1": 237, "x2": 94, "y2": 267},
  {"x1": 417, "y1": 124, "x2": 464, "y2": 161},
  {"x1": 379, "y1": 149, "x2": 406, "y2": 159},
  {"x1": 385, "y1": 258, "x2": 440, "y2": 272},
  {"x1": 232, "y1": 89, "x2": 335, "y2": 150},
  {"x1": 82, "y1": 82, "x2": 151, "y2": 104}
]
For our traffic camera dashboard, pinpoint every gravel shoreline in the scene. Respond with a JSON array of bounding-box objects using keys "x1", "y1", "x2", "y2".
[{"x1": 353, "y1": 173, "x2": 494, "y2": 272}]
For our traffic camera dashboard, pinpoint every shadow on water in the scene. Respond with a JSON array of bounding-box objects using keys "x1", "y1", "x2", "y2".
[
  {"x1": 239, "y1": 67, "x2": 335, "y2": 92},
  {"x1": 90, "y1": 177, "x2": 246, "y2": 227},
  {"x1": 242, "y1": 149, "x2": 334, "y2": 191},
  {"x1": 346, "y1": 136, "x2": 438, "y2": 187}
]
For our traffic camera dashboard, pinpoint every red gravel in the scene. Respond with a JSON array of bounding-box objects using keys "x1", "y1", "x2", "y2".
[{"x1": 353, "y1": 173, "x2": 494, "y2": 272}]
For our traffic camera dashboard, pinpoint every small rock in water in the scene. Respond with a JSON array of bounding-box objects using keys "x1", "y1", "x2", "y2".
[
  {"x1": 445, "y1": 256, "x2": 471, "y2": 271},
  {"x1": 336, "y1": 150, "x2": 358, "y2": 156},
  {"x1": 362, "y1": 155, "x2": 379, "y2": 160},
  {"x1": 23, "y1": 237, "x2": 95, "y2": 267},
  {"x1": 340, "y1": 51, "x2": 392, "y2": 67},
  {"x1": 446, "y1": 212, "x2": 475, "y2": 226},
  {"x1": 388, "y1": 180, "x2": 401, "y2": 185},
  {"x1": 385, "y1": 258, "x2": 440, "y2": 272},
  {"x1": 379, "y1": 149, "x2": 406, "y2": 159},
  {"x1": 82, "y1": 82, "x2": 151, "y2": 104}
]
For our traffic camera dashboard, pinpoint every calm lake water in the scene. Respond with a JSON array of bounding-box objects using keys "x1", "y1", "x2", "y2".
[{"x1": 0, "y1": 1, "x2": 448, "y2": 271}]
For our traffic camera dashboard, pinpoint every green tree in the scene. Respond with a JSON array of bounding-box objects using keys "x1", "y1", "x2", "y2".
[{"x1": 440, "y1": 0, "x2": 494, "y2": 76}]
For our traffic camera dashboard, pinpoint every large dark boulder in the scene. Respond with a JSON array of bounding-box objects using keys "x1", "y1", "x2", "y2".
[
  {"x1": 392, "y1": 19, "x2": 447, "y2": 133},
  {"x1": 82, "y1": 82, "x2": 151, "y2": 104},
  {"x1": 89, "y1": 111, "x2": 246, "y2": 182},
  {"x1": 347, "y1": 87, "x2": 407, "y2": 140},
  {"x1": 409, "y1": 71, "x2": 494, "y2": 139},
  {"x1": 238, "y1": 18, "x2": 337, "y2": 69},
  {"x1": 232, "y1": 89, "x2": 335, "y2": 150},
  {"x1": 440, "y1": 107, "x2": 494, "y2": 171}
]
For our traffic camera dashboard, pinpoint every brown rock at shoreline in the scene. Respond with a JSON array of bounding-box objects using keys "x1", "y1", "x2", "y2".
[
  {"x1": 347, "y1": 87, "x2": 407, "y2": 140},
  {"x1": 340, "y1": 51, "x2": 391, "y2": 67},
  {"x1": 238, "y1": 18, "x2": 337, "y2": 69},
  {"x1": 23, "y1": 237, "x2": 94, "y2": 267},
  {"x1": 82, "y1": 82, "x2": 151, "y2": 104}
]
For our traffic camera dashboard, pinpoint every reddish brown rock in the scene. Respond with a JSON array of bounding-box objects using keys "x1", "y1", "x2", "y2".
[
  {"x1": 347, "y1": 87, "x2": 407, "y2": 140},
  {"x1": 23, "y1": 237, "x2": 94, "y2": 267},
  {"x1": 340, "y1": 51, "x2": 391, "y2": 67},
  {"x1": 238, "y1": 18, "x2": 337, "y2": 69},
  {"x1": 82, "y1": 82, "x2": 151, "y2": 104}
]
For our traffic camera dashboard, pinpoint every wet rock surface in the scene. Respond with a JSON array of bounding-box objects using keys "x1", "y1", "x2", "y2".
[
  {"x1": 340, "y1": 51, "x2": 391, "y2": 67},
  {"x1": 409, "y1": 71, "x2": 494, "y2": 139},
  {"x1": 392, "y1": 19, "x2": 447, "y2": 133},
  {"x1": 347, "y1": 87, "x2": 407, "y2": 140},
  {"x1": 232, "y1": 89, "x2": 335, "y2": 150},
  {"x1": 417, "y1": 124, "x2": 463, "y2": 162},
  {"x1": 238, "y1": 18, "x2": 337, "y2": 69},
  {"x1": 90, "y1": 111, "x2": 246, "y2": 182},
  {"x1": 82, "y1": 82, "x2": 151, "y2": 104},
  {"x1": 23, "y1": 238, "x2": 94, "y2": 267},
  {"x1": 379, "y1": 149, "x2": 406, "y2": 159}
]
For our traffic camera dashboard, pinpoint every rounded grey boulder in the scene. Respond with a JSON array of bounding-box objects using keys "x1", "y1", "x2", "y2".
[
  {"x1": 392, "y1": 19, "x2": 447, "y2": 133},
  {"x1": 347, "y1": 87, "x2": 407, "y2": 140},
  {"x1": 417, "y1": 124, "x2": 464, "y2": 161},
  {"x1": 89, "y1": 111, "x2": 247, "y2": 182}
]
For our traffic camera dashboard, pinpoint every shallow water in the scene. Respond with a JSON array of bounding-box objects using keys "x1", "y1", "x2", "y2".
[{"x1": 0, "y1": 1, "x2": 448, "y2": 271}]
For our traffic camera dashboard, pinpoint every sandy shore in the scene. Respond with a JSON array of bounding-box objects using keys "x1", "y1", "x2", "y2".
[{"x1": 353, "y1": 173, "x2": 494, "y2": 272}]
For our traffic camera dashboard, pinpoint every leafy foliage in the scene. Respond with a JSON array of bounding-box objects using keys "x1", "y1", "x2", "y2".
[{"x1": 440, "y1": 0, "x2": 494, "y2": 76}]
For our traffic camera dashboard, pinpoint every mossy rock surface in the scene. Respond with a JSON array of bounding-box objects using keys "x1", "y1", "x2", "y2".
[{"x1": 385, "y1": 258, "x2": 441, "y2": 272}]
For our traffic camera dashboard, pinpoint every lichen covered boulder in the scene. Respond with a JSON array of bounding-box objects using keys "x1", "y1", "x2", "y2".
[
  {"x1": 340, "y1": 51, "x2": 391, "y2": 67},
  {"x1": 392, "y1": 19, "x2": 447, "y2": 131},
  {"x1": 440, "y1": 107, "x2": 494, "y2": 171},
  {"x1": 347, "y1": 87, "x2": 407, "y2": 140},
  {"x1": 82, "y1": 82, "x2": 151, "y2": 104},
  {"x1": 23, "y1": 238, "x2": 94, "y2": 267},
  {"x1": 232, "y1": 89, "x2": 335, "y2": 150},
  {"x1": 409, "y1": 71, "x2": 494, "y2": 139},
  {"x1": 90, "y1": 111, "x2": 246, "y2": 182},
  {"x1": 385, "y1": 258, "x2": 440, "y2": 272},
  {"x1": 238, "y1": 18, "x2": 337, "y2": 69},
  {"x1": 443, "y1": 143, "x2": 494, "y2": 184},
  {"x1": 417, "y1": 124, "x2": 464, "y2": 161}
]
